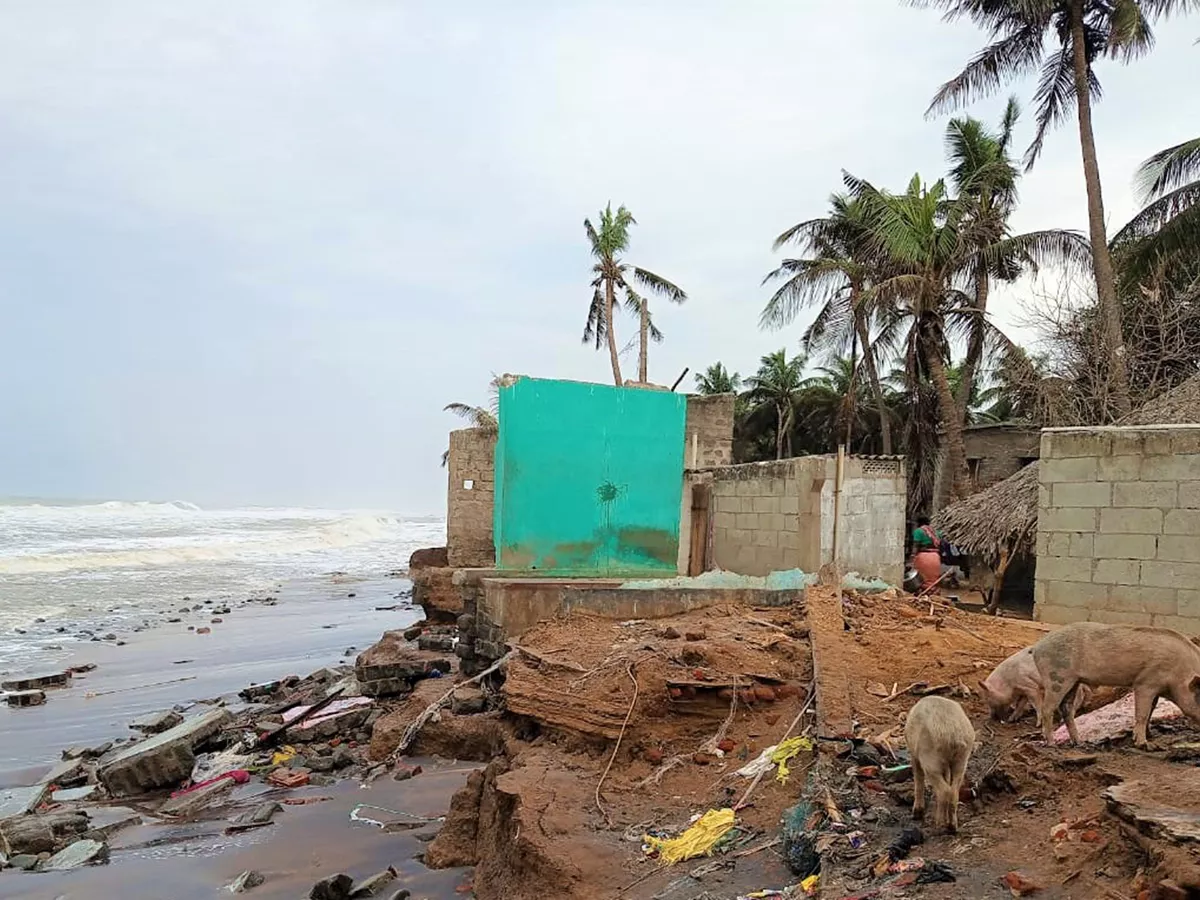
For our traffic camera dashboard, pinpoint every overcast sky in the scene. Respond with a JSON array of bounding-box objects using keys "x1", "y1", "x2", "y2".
[{"x1": 0, "y1": 2, "x2": 1196, "y2": 513}]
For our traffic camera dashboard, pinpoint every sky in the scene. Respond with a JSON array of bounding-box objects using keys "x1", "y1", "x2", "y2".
[{"x1": 0, "y1": 1, "x2": 1196, "y2": 513}]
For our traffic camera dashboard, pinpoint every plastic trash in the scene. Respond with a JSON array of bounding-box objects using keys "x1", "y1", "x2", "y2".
[{"x1": 643, "y1": 808, "x2": 736, "y2": 865}]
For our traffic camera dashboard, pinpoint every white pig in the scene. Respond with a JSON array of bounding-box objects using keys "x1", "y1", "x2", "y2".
[
  {"x1": 905, "y1": 695, "x2": 975, "y2": 834},
  {"x1": 979, "y1": 647, "x2": 1090, "y2": 726},
  {"x1": 1031, "y1": 621, "x2": 1200, "y2": 747}
]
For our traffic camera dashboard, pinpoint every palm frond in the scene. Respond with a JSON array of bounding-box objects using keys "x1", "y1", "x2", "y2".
[
  {"x1": 759, "y1": 258, "x2": 852, "y2": 331},
  {"x1": 631, "y1": 267, "x2": 687, "y2": 303},
  {"x1": 1024, "y1": 47, "x2": 1076, "y2": 170},
  {"x1": 926, "y1": 23, "x2": 1047, "y2": 116},
  {"x1": 1135, "y1": 136, "x2": 1200, "y2": 201}
]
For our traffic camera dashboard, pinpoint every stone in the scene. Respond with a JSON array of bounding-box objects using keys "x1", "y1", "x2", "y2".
[
  {"x1": 5, "y1": 690, "x2": 46, "y2": 707},
  {"x1": 82, "y1": 810, "x2": 142, "y2": 842},
  {"x1": 417, "y1": 633, "x2": 456, "y2": 653},
  {"x1": 41, "y1": 838, "x2": 108, "y2": 870},
  {"x1": 239, "y1": 681, "x2": 281, "y2": 702},
  {"x1": 196, "y1": 627, "x2": 211, "y2": 635},
  {"x1": 130, "y1": 709, "x2": 185, "y2": 735},
  {"x1": 9, "y1": 854, "x2": 39, "y2": 871},
  {"x1": 282, "y1": 697, "x2": 374, "y2": 742},
  {"x1": 0, "y1": 785, "x2": 49, "y2": 822},
  {"x1": 355, "y1": 632, "x2": 453, "y2": 697},
  {"x1": 402, "y1": 624, "x2": 425, "y2": 642},
  {"x1": 1, "y1": 671, "x2": 70, "y2": 691},
  {"x1": 0, "y1": 810, "x2": 90, "y2": 856},
  {"x1": 392, "y1": 763, "x2": 422, "y2": 782},
  {"x1": 41, "y1": 756, "x2": 88, "y2": 789},
  {"x1": 310, "y1": 873, "x2": 354, "y2": 900},
  {"x1": 451, "y1": 688, "x2": 487, "y2": 716},
  {"x1": 227, "y1": 801, "x2": 282, "y2": 833},
  {"x1": 350, "y1": 867, "x2": 398, "y2": 898},
  {"x1": 308, "y1": 755, "x2": 335, "y2": 773},
  {"x1": 98, "y1": 708, "x2": 230, "y2": 796},
  {"x1": 159, "y1": 776, "x2": 237, "y2": 816},
  {"x1": 331, "y1": 746, "x2": 355, "y2": 769},
  {"x1": 1104, "y1": 781, "x2": 1200, "y2": 843},
  {"x1": 51, "y1": 785, "x2": 99, "y2": 803},
  {"x1": 226, "y1": 870, "x2": 267, "y2": 893}
]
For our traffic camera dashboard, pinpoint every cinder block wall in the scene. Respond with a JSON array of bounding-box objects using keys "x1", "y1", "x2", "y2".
[
  {"x1": 446, "y1": 427, "x2": 497, "y2": 568},
  {"x1": 1034, "y1": 426, "x2": 1200, "y2": 632},
  {"x1": 709, "y1": 456, "x2": 906, "y2": 582},
  {"x1": 684, "y1": 394, "x2": 735, "y2": 469}
]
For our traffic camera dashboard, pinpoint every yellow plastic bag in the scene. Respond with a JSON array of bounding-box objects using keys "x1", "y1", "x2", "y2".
[
  {"x1": 271, "y1": 745, "x2": 297, "y2": 767},
  {"x1": 800, "y1": 874, "x2": 820, "y2": 895},
  {"x1": 644, "y1": 808, "x2": 736, "y2": 865},
  {"x1": 770, "y1": 736, "x2": 814, "y2": 784}
]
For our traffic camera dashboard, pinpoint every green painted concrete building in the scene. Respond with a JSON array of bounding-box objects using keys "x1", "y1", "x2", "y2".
[{"x1": 493, "y1": 378, "x2": 686, "y2": 575}]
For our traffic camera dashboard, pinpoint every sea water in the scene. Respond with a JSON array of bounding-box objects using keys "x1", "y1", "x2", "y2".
[{"x1": 0, "y1": 498, "x2": 445, "y2": 669}]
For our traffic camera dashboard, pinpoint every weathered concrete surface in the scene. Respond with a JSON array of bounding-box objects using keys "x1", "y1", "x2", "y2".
[
  {"x1": 1, "y1": 671, "x2": 70, "y2": 691},
  {"x1": 446, "y1": 427, "x2": 497, "y2": 569},
  {"x1": 130, "y1": 709, "x2": 184, "y2": 734},
  {"x1": 282, "y1": 697, "x2": 374, "y2": 741},
  {"x1": 98, "y1": 707, "x2": 230, "y2": 796},
  {"x1": 4, "y1": 690, "x2": 46, "y2": 708},
  {"x1": 1104, "y1": 781, "x2": 1200, "y2": 843},
  {"x1": 159, "y1": 777, "x2": 236, "y2": 816},
  {"x1": 0, "y1": 810, "x2": 89, "y2": 856},
  {"x1": 354, "y1": 632, "x2": 453, "y2": 698},
  {"x1": 42, "y1": 838, "x2": 108, "y2": 870},
  {"x1": 0, "y1": 785, "x2": 48, "y2": 821},
  {"x1": 411, "y1": 565, "x2": 462, "y2": 622}
]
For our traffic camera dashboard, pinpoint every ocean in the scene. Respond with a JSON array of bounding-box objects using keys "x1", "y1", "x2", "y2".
[{"x1": 0, "y1": 498, "x2": 445, "y2": 670}]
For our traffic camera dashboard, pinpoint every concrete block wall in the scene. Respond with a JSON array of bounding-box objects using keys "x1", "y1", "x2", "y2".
[
  {"x1": 1034, "y1": 425, "x2": 1200, "y2": 633},
  {"x1": 684, "y1": 394, "x2": 735, "y2": 469},
  {"x1": 446, "y1": 428, "x2": 497, "y2": 568},
  {"x1": 708, "y1": 456, "x2": 906, "y2": 582},
  {"x1": 963, "y1": 424, "x2": 1041, "y2": 493}
]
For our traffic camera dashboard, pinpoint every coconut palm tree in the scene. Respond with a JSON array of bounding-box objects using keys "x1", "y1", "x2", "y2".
[
  {"x1": 440, "y1": 376, "x2": 502, "y2": 466},
  {"x1": 582, "y1": 203, "x2": 687, "y2": 385},
  {"x1": 762, "y1": 194, "x2": 895, "y2": 453},
  {"x1": 744, "y1": 349, "x2": 806, "y2": 460},
  {"x1": 913, "y1": 0, "x2": 1200, "y2": 419},
  {"x1": 851, "y1": 172, "x2": 1090, "y2": 504},
  {"x1": 694, "y1": 362, "x2": 742, "y2": 395}
]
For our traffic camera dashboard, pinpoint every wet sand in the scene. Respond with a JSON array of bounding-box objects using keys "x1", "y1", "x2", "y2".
[{"x1": 1, "y1": 575, "x2": 472, "y2": 899}]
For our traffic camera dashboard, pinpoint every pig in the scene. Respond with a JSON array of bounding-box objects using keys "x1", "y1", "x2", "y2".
[
  {"x1": 979, "y1": 647, "x2": 1090, "y2": 726},
  {"x1": 1031, "y1": 621, "x2": 1200, "y2": 748},
  {"x1": 904, "y1": 695, "x2": 975, "y2": 834}
]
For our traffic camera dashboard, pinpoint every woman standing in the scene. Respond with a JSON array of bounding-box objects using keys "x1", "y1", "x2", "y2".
[{"x1": 911, "y1": 515, "x2": 943, "y2": 589}]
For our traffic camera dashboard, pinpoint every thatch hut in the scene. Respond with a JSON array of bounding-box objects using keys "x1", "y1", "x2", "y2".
[
  {"x1": 935, "y1": 461, "x2": 1039, "y2": 612},
  {"x1": 1120, "y1": 372, "x2": 1200, "y2": 425}
]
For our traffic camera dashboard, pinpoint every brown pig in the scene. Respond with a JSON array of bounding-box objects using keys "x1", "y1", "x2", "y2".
[
  {"x1": 979, "y1": 647, "x2": 1090, "y2": 726},
  {"x1": 1031, "y1": 622, "x2": 1200, "y2": 747},
  {"x1": 904, "y1": 695, "x2": 975, "y2": 834}
]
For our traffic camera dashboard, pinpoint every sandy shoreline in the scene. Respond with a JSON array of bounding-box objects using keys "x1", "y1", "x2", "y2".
[{"x1": 1, "y1": 573, "x2": 472, "y2": 900}]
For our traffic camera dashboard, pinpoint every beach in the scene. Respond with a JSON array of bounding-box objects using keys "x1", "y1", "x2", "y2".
[{"x1": 0, "y1": 500, "x2": 465, "y2": 899}]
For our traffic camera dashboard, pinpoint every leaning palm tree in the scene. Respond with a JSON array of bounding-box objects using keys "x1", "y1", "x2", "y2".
[
  {"x1": 762, "y1": 194, "x2": 895, "y2": 454},
  {"x1": 695, "y1": 362, "x2": 742, "y2": 395},
  {"x1": 583, "y1": 203, "x2": 687, "y2": 385},
  {"x1": 912, "y1": 0, "x2": 1200, "y2": 418},
  {"x1": 853, "y1": 172, "x2": 1090, "y2": 504},
  {"x1": 744, "y1": 349, "x2": 806, "y2": 459}
]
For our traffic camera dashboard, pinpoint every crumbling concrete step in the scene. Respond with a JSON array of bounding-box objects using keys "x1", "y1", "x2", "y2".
[
  {"x1": 1, "y1": 671, "x2": 70, "y2": 691},
  {"x1": 5, "y1": 690, "x2": 46, "y2": 707},
  {"x1": 98, "y1": 708, "x2": 230, "y2": 797}
]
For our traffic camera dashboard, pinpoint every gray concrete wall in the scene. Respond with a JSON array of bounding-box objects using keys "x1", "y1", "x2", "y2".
[
  {"x1": 708, "y1": 456, "x2": 906, "y2": 583},
  {"x1": 446, "y1": 427, "x2": 497, "y2": 568},
  {"x1": 963, "y1": 424, "x2": 1041, "y2": 493},
  {"x1": 684, "y1": 394, "x2": 735, "y2": 469},
  {"x1": 1034, "y1": 425, "x2": 1200, "y2": 632}
]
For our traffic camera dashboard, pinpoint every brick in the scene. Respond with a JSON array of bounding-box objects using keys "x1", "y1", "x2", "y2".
[
  {"x1": 752, "y1": 530, "x2": 778, "y2": 548},
  {"x1": 1110, "y1": 430, "x2": 1146, "y2": 457},
  {"x1": 1045, "y1": 580, "x2": 1108, "y2": 608},
  {"x1": 1142, "y1": 430, "x2": 1176, "y2": 456},
  {"x1": 1179, "y1": 483, "x2": 1200, "y2": 508},
  {"x1": 1107, "y1": 586, "x2": 1177, "y2": 615},
  {"x1": 713, "y1": 511, "x2": 736, "y2": 531},
  {"x1": 1093, "y1": 533, "x2": 1156, "y2": 561},
  {"x1": 1177, "y1": 590, "x2": 1200, "y2": 618},
  {"x1": 1089, "y1": 609, "x2": 1153, "y2": 626},
  {"x1": 1046, "y1": 431, "x2": 1112, "y2": 458},
  {"x1": 1097, "y1": 455, "x2": 1142, "y2": 481},
  {"x1": 1158, "y1": 536, "x2": 1200, "y2": 563},
  {"x1": 1053, "y1": 482, "x2": 1112, "y2": 508},
  {"x1": 1141, "y1": 560, "x2": 1200, "y2": 589},
  {"x1": 1037, "y1": 556, "x2": 1093, "y2": 583},
  {"x1": 752, "y1": 496, "x2": 776, "y2": 514},
  {"x1": 763, "y1": 513, "x2": 786, "y2": 533},
  {"x1": 1171, "y1": 430, "x2": 1200, "y2": 455},
  {"x1": 1035, "y1": 603, "x2": 1086, "y2": 626},
  {"x1": 1141, "y1": 455, "x2": 1200, "y2": 482},
  {"x1": 1093, "y1": 558, "x2": 1142, "y2": 585},
  {"x1": 1042, "y1": 507, "x2": 1099, "y2": 533},
  {"x1": 1069, "y1": 533, "x2": 1094, "y2": 558},
  {"x1": 1150, "y1": 614, "x2": 1200, "y2": 635},
  {"x1": 735, "y1": 513, "x2": 756, "y2": 531},
  {"x1": 1046, "y1": 533, "x2": 1070, "y2": 557},
  {"x1": 1041, "y1": 456, "x2": 1098, "y2": 483},
  {"x1": 780, "y1": 495, "x2": 799, "y2": 515},
  {"x1": 1100, "y1": 508, "x2": 1163, "y2": 534},
  {"x1": 1113, "y1": 481, "x2": 1177, "y2": 508},
  {"x1": 1039, "y1": 485, "x2": 1052, "y2": 510},
  {"x1": 1165, "y1": 509, "x2": 1200, "y2": 535},
  {"x1": 1036, "y1": 532, "x2": 1048, "y2": 557},
  {"x1": 778, "y1": 530, "x2": 801, "y2": 550}
]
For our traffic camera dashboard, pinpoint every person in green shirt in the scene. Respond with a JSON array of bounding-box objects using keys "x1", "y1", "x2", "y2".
[{"x1": 911, "y1": 515, "x2": 943, "y2": 587}]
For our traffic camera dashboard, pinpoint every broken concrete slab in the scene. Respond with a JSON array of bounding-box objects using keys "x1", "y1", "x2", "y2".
[
  {"x1": 62, "y1": 740, "x2": 113, "y2": 761},
  {"x1": 355, "y1": 632, "x2": 453, "y2": 697},
  {"x1": 1054, "y1": 693, "x2": 1183, "y2": 744},
  {"x1": 41, "y1": 757, "x2": 88, "y2": 788},
  {"x1": 350, "y1": 867, "x2": 398, "y2": 897},
  {"x1": 5, "y1": 690, "x2": 47, "y2": 708},
  {"x1": 52, "y1": 785, "x2": 99, "y2": 803},
  {"x1": 0, "y1": 785, "x2": 48, "y2": 821},
  {"x1": 159, "y1": 777, "x2": 237, "y2": 816},
  {"x1": 282, "y1": 697, "x2": 373, "y2": 742},
  {"x1": 130, "y1": 709, "x2": 184, "y2": 734},
  {"x1": 0, "y1": 810, "x2": 90, "y2": 856},
  {"x1": 98, "y1": 707, "x2": 230, "y2": 796},
  {"x1": 310, "y1": 873, "x2": 354, "y2": 900},
  {"x1": 1, "y1": 671, "x2": 70, "y2": 691},
  {"x1": 226, "y1": 801, "x2": 282, "y2": 833},
  {"x1": 42, "y1": 838, "x2": 108, "y2": 870},
  {"x1": 1104, "y1": 782, "x2": 1200, "y2": 843},
  {"x1": 83, "y1": 809, "x2": 143, "y2": 842}
]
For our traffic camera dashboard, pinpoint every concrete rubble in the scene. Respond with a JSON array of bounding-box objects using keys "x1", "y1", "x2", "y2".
[
  {"x1": 354, "y1": 630, "x2": 452, "y2": 697},
  {"x1": 41, "y1": 838, "x2": 108, "y2": 870},
  {"x1": 130, "y1": 709, "x2": 185, "y2": 734},
  {"x1": 98, "y1": 707, "x2": 231, "y2": 796},
  {"x1": 1, "y1": 671, "x2": 70, "y2": 692}
]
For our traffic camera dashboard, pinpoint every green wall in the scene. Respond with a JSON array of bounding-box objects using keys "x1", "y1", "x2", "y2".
[{"x1": 494, "y1": 378, "x2": 686, "y2": 575}]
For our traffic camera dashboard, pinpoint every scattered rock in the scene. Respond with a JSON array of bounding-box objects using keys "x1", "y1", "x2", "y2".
[
  {"x1": 644, "y1": 747, "x2": 664, "y2": 765},
  {"x1": 130, "y1": 709, "x2": 185, "y2": 735},
  {"x1": 226, "y1": 870, "x2": 267, "y2": 893},
  {"x1": 308, "y1": 755, "x2": 335, "y2": 773},
  {"x1": 332, "y1": 746, "x2": 355, "y2": 770},
  {"x1": 2, "y1": 671, "x2": 70, "y2": 691},
  {"x1": 310, "y1": 873, "x2": 354, "y2": 900},
  {"x1": 684, "y1": 630, "x2": 706, "y2": 642},
  {"x1": 196, "y1": 627, "x2": 211, "y2": 635},
  {"x1": 5, "y1": 690, "x2": 46, "y2": 708},
  {"x1": 211, "y1": 618, "x2": 224, "y2": 624},
  {"x1": 393, "y1": 763, "x2": 423, "y2": 782},
  {"x1": 9, "y1": 854, "x2": 39, "y2": 871},
  {"x1": 0, "y1": 810, "x2": 89, "y2": 855},
  {"x1": 350, "y1": 867, "x2": 398, "y2": 897},
  {"x1": 42, "y1": 839, "x2": 109, "y2": 870},
  {"x1": 98, "y1": 708, "x2": 231, "y2": 796},
  {"x1": 160, "y1": 777, "x2": 237, "y2": 816},
  {"x1": 227, "y1": 802, "x2": 282, "y2": 834},
  {"x1": 660, "y1": 626, "x2": 681, "y2": 639},
  {"x1": 692, "y1": 753, "x2": 713, "y2": 766},
  {"x1": 1002, "y1": 871, "x2": 1043, "y2": 895}
]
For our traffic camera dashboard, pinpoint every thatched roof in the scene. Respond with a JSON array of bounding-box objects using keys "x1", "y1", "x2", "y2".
[
  {"x1": 1121, "y1": 373, "x2": 1200, "y2": 426},
  {"x1": 934, "y1": 461, "x2": 1040, "y2": 564}
]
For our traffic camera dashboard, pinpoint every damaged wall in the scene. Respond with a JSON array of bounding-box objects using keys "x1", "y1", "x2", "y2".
[
  {"x1": 963, "y1": 423, "x2": 1041, "y2": 494},
  {"x1": 493, "y1": 378, "x2": 686, "y2": 576},
  {"x1": 447, "y1": 428, "x2": 497, "y2": 568},
  {"x1": 1034, "y1": 425, "x2": 1200, "y2": 632},
  {"x1": 706, "y1": 456, "x2": 906, "y2": 583},
  {"x1": 684, "y1": 394, "x2": 735, "y2": 469}
]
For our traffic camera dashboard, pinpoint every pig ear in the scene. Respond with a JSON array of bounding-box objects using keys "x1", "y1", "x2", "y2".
[
  {"x1": 1190, "y1": 674, "x2": 1200, "y2": 693},
  {"x1": 977, "y1": 680, "x2": 993, "y2": 700}
]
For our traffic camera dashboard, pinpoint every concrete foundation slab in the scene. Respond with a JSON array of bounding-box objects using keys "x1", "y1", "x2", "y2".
[{"x1": 98, "y1": 708, "x2": 230, "y2": 796}]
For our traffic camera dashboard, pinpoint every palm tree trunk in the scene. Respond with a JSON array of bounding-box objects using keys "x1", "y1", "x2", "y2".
[
  {"x1": 1069, "y1": 0, "x2": 1131, "y2": 419},
  {"x1": 775, "y1": 404, "x2": 785, "y2": 460},
  {"x1": 638, "y1": 297, "x2": 648, "y2": 383},
  {"x1": 605, "y1": 278, "x2": 623, "y2": 386},
  {"x1": 955, "y1": 260, "x2": 989, "y2": 420},
  {"x1": 854, "y1": 314, "x2": 892, "y2": 455},
  {"x1": 925, "y1": 333, "x2": 969, "y2": 504},
  {"x1": 844, "y1": 330, "x2": 858, "y2": 448}
]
